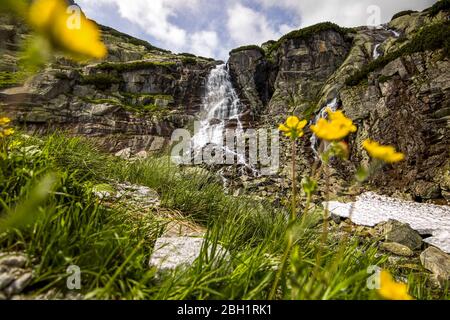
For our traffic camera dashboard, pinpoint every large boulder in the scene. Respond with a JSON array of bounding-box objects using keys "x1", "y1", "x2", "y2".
[{"x1": 420, "y1": 246, "x2": 450, "y2": 284}]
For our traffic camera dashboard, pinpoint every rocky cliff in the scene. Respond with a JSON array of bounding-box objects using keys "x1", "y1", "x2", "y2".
[
  {"x1": 227, "y1": 3, "x2": 450, "y2": 203},
  {"x1": 1, "y1": 2, "x2": 449, "y2": 202},
  {"x1": 0, "y1": 14, "x2": 219, "y2": 154}
]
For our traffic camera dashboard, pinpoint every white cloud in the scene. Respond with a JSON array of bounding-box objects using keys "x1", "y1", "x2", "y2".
[
  {"x1": 259, "y1": 0, "x2": 435, "y2": 28},
  {"x1": 76, "y1": 0, "x2": 437, "y2": 60},
  {"x1": 226, "y1": 3, "x2": 293, "y2": 47},
  {"x1": 189, "y1": 31, "x2": 219, "y2": 58},
  {"x1": 78, "y1": 0, "x2": 203, "y2": 50}
]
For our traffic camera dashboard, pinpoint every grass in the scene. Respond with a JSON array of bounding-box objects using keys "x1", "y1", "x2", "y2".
[
  {"x1": 94, "y1": 61, "x2": 177, "y2": 73},
  {"x1": 428, "y1": 0, "x2": 450, "y2": 16},
  {"x1": 230, "y1": 45, "x2": 266, "y2": 56},
  {"x1": 80, "y1": 74, "x2": 122, "y2": 90},
  {"x1": 391, "y1": 10, "x2": 418, "y2": 20},
  {"x1": 345, "y1": 21, "x2": 450, "y2": 86},
  {"x1": 99, "y1": 24, "x2": 169, "y2": 53},
  {"x1": 0, "y1": 133, "x2": 448, "y2": 300},
  {"x1": 0, "y1": 71, "x2": 27, "y2": 90}
]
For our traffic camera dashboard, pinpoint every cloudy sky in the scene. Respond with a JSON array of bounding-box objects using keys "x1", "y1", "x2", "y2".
[{"x1": 77, "y1": 0, "x2": 436, "y2": 61}]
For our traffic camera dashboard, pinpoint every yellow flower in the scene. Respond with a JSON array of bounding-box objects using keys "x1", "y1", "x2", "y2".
[
  {"x1": 363, "y1": 139, "x2": 405, "y2": 163},
  {"x1": 310, "y1": 108, "x2": 357, "y2": 141},
  {"x1": 378, "y1": 270, "x2": 414, "y2": 300},
  {"x1": 2, "y1": 128, "x2": 15, "y2": 137},
  {"x1": 28, "y1": 0, "x2": 107, "y2": 59},
  {"x1": 0, "y1": 117, "x2": 11, "y2": 126},
  {"x1": 279, "y1": 116, "x2": 307, "y2": 139}
]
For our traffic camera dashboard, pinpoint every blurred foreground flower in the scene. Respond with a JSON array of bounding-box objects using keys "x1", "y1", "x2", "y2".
[
  {"x1": 0, "y1": 117, "x2": 14, "y2": 138},
  {"x1": 363, "y1": 139, "x2": 405, "y2": 163},
  {"x1": 278, "y1": 116, "x2": 307, "y2": 139},
  {"x1": 378, "y1": 270, "x2": 414, "y2": 300},
  {"x1": 28, "y1": 0, "x2": 107, "y2": 60},
  {"x1": 311, "y1": 108, "x2": 357, "y2": 141}
]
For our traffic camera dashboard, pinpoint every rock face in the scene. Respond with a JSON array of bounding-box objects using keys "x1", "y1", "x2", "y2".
[
  {"x1": 227, "y1": 8, "x2": 450, "y2": 202},
  {"x1": 228, "y1": 47, "x2": 272, "y2": 121},
  {"x1": 420, "y1": 247, "x2": 450, "y2": 282},
  {"x1": 341, "y1": 50, "x2": 450, "y2": 200},
  {"x1": 0, "y1": 16, "x2": 219, "y2": 154},
  {"x1": 228, "y1": 26, "x2": 353, "y2": 121}
]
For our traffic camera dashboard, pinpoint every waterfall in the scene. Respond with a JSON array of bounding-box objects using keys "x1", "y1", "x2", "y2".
[
  {"x1": 310, "y1": 97, "x2": 339, "y2": 159},
  {"x1": 373, "y1": 43, "x2": 381, "y2": 59},
  {"x1": 372, "y1": 26, "x2": 400, "y2": 60},
  {"x1": 191, "y1": 63, "x2": 247, "y2": 165},
  {"x1": 389, "y1": 29, "x2": 400, "y2": 38}
]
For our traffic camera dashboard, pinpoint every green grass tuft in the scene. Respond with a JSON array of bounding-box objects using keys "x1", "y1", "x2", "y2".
[{"x1": 0, "y1": 133, "x2": 448, "y2": 300}]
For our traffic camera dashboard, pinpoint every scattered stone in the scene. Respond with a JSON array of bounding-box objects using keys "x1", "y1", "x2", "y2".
[
  {"x1": 381, "y1": 242, "x2": 415, "y2": 257},
  {"x1": 420, "y1": 247, "x2": 450, "y2": 282},
  {"x1": 116, "y1": 183, "x2": 160, "y2": 209},
  {"x1": 4, "y1": 272, "x2": 33, "y2": 297},
  {"x1": 134, "y1": 150, "x2": 148, "y2": 160},
  {"x1": 0, "y1": 274, "x2": 14, "y2": 290},
  {"x1": 330, "y1": 213, "x2": 342, "y2": 224},
  {"x1": 149, "y1": 237, "x2": 229, "y2": 272},
  {"x1": 0, "y1": 254, "x2": 27, "y2": 268},
  {"x1": 382, "y1": 220, "x2": 423, "y2": 250},
  {"x1": 93, "y1": 182, "x2": 160, "y2": 209},
  {"x1": 115, "y1": 147, "x2": 132, "y2": 159},
  {"x1": 149, "y1": 137, "x2": 165, "y2": 152}
]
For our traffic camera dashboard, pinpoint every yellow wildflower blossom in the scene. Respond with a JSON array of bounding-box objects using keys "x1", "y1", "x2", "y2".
[
  {"x1": 363, "y1": 139, "x2": 405, "y2": 163},
  {"x1": 310, "y1": 108, "x2": 357, "y2": 141},
  {"x1": 0, "y1": 117, "x2": 11, "y2": 126},
  {"x1": 378, "y1": 270, "x2": 414, "y2": 300},
  {"x1": 2, "y1": 128, "x2": 15, "y2": 137},
  {"x1": 28, "y1": 0, "x2": 107, "y2": 59},
  {"x1": 279, "y1": 116, "x2": 307, "y2": 139}
]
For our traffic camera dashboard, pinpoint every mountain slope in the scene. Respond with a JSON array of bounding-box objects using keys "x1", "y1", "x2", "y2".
[{"x1": 228, "y1": 3, "x2": 450, "y2": 202}]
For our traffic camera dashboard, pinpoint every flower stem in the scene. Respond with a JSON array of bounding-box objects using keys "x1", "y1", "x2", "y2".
[
  {"x1": 269, "y1": 139, "x2": 297, "y2": 300},
  {"x1": 291, "y1": 139, "x2": 297, "y2": 222}
]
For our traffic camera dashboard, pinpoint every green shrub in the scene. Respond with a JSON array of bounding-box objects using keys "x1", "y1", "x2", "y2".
[
  {"x1": 99, "y1": 24, "x2": 169, "y2": 53},
  {"x1": 54, "y1": 72, "x2": 70, "y2": 80},
  {"x1": 81, "y1": 74, "x2": 121, "y2": 90},
  {"x1": 0, "y1": 71, "x2": 26, "y2": 89},
  {"x1": 197, "y1": 56, "x2": 216, "y2": 62},
  {"x1": 95, "y1": 61, "x2": 176, "y2": 73},
  {"x1": 428, "y1": 0, "x2": 450, "y2": 16},
  {"x1": 181, "y1": 57, "x2": 198, "y2": 64},
  {"x1": 229, "y1": 45, "x2": 266, "y2": 56},
  {"x1": 378, "y1": 75, "x2": 392, "y2": 83},
  {"x1": 267, "y1": 22, "x2": 355, "y2": 55},
  {"x1": 391, "y1": 10, "x2": 417, "y2": 20},
  {"x1": 345, "y1": 21, "x2": 450, "y2": 86},
  {"x1": 179, "y1": 53, "x2": 197, "y2": 58}
]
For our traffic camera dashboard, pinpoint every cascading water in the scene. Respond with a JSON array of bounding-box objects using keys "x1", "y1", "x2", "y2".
[
  {"x1": 191, "y1": 63, "x2": 248, "y2": 166},
  {"x1": 310, "y1": 97, "x2": 339, "y2": 159},
  {"x1": 372, "y1": 25, "x2": 401, "y2": 60},
  {"x1": 373, "y1": 43, "x2": 381, "y2": 59}
]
